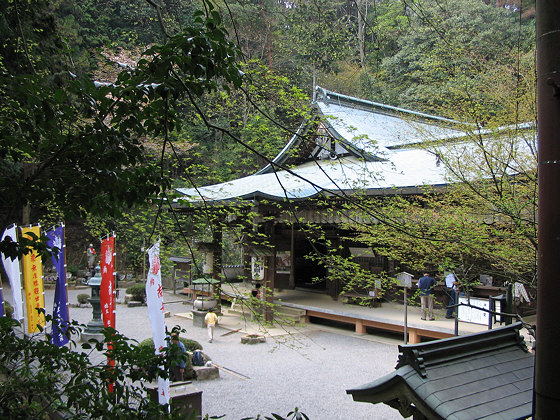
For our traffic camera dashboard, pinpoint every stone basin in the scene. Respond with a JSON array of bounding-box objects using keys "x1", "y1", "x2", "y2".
[{"x1": 241, "y1": 333, "x2": 266, "y2": 344}]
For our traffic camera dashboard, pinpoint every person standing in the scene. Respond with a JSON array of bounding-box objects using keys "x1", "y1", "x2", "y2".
[
  {"x1": 445, "y1": 272, "x2": 459, "y2": 319},
  {"x1": 204, "y1": 308, "x2": 218, "y2": 343},
  {"x1": 86, "y1": 244, "x2": 96, "y2": 270},
  {"x1": 418, "y1": 272, "x2": 436, "y2": 321},
  {"x1": 170, "y1": 332, "x2": 187, "y2": 381}
]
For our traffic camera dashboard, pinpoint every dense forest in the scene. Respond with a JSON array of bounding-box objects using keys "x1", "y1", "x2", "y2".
[{"x1": 0, "y1": 0, "x2": 537, "y2": 278}]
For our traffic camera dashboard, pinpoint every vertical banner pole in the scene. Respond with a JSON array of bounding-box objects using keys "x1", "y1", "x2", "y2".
[
  {"x1": 21, "y1": 225, "x2": 45, "y2": 333},
  {"x1": 45, "y1": 223, "x2": 70, "y2": 346},
  {"x1": 146, "y1": 240, "x2": 170, "y2": 406},
  {"x1": 1, "y1": 225, "x2": 24, "y2": 323},
  {"x1": 100, "y1": 234, "x2": 116, "y2": 392}
]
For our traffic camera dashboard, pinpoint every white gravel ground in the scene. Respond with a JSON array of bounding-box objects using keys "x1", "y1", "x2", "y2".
[{"x1": 11, "y1": 287, "x2": 404, "y2": 419}]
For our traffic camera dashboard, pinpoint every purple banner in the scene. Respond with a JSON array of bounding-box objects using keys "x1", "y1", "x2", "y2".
[
  {"x1": 0, "y1": 285, "x2": 4, "y2": 317},
  {"x1": 45, "y1": 225, "x2": 69, "y2": 346}
]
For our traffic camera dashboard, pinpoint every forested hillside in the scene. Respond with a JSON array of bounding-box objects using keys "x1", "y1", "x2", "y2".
[{"x1": 39, "y1": 0, "x2": 538, "y2": 181}]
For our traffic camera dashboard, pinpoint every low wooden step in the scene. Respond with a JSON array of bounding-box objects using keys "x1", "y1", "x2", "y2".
[{"x1": 225, "y1": 300, "x2": 306, "y2": 323}]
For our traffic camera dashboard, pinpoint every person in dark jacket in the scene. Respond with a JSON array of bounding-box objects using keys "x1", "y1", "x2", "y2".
[
  {"x1": 418, "y1": 272, "x2": 437, "y2": 321},
  {"x1": 170, "y1": 332, "x2": 187, "y2": 381}
]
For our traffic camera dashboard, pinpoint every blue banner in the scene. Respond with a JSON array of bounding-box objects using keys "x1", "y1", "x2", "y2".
[
  {"x1": 45, "y1": 225, "x2": 69, "y2": 346},
  {"x1": 0, "y1": 285, "x2": 4, "y2": 317}
]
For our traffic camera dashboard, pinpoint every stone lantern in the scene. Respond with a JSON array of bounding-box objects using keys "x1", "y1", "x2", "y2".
[{"x1": 83, "y1": 266, "x2": 104, "y2": 338}]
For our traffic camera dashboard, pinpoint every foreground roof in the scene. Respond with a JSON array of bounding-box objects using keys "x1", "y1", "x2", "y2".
[{"x1": 347, "y1": 323, "x2": 534, "y2": 420}]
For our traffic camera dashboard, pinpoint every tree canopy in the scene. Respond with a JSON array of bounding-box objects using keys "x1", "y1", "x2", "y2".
[{"x1": 0, "y1": 0, "x2": 538, "y2": 285}]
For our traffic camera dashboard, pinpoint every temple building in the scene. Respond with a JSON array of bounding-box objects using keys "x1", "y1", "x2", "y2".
[{"x1": 175, "y1": 87, "x2": 531, "y2": 321}]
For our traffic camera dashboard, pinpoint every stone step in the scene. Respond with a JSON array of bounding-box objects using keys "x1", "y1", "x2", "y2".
[
  {"x1": 275, "y1": 305, "x2": 306, "y2": 323},
  {"x1": 226, "y1": 301, "x2": 306, "y2": 323},
  {"x1": 193, "y1": 365, "x2": 219, "y2": 380},
  {"x1": 226, "y1": 302, "x2": 251, "y2": 317}
]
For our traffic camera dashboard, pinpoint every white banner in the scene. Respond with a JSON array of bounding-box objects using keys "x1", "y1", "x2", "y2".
[
  {"x1": 1, "y1": 225, "x2": 24, "y2": 322},
  {"x1": 145, "y1": 241, "x2": 170, "y2": 406}
]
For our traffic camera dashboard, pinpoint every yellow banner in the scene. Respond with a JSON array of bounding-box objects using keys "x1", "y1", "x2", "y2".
[{"x1": 21, "y1": 226, "x2": 45, "y2": 333}]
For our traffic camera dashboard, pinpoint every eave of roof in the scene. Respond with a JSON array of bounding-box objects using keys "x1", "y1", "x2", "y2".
[{"x1": 175, "y1": 152, "x2": 448, "y2": 205}]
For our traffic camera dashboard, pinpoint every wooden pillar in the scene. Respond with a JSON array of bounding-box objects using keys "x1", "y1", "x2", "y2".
[
  {"x1": 327, "y1": 234, "x2": 341, "y2": 299},
  {"x1": 264, "y1": 254, "x2": 276, "y2": 322},
  {"x1": 289, "y1": 223, "x2": 295, "y2": 289},
  {"x1": 355, "y1": 319, "x2": 366, "y2": 334},
  {"x1": 408, "y1": 329, "x2": 420, "y2": 344},
  {"x1": 263, "y1": 221, "x2": 276, "y2": 323},
  {"x1": 536, "y1": 1, "x2": 560, "y2": 415},
  {"x1": 211, "y1": 225, "x2": 222, "y2": 307}
]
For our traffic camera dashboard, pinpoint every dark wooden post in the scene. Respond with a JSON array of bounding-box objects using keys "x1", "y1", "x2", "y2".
[
  {"x1": 263, "y1": 221, "x2": 276, "y2": 323},
  {"x1": 327, "y1": 234, "x2": 341, "y2": 299},
  {"x1": 289, "y1": 223, "x2": 295, "y2": 289},
  {"x1": 211, "y1": 224, "x2": 222, "y2": 307},
  {"x1": 536, "y1": 1, "x2": 560, "y2": 416}
]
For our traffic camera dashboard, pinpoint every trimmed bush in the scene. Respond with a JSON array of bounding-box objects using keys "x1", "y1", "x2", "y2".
[
  {"x1": 4, "y1": 302, "x2": 13, "y2": 318},
  {"x1": 138, "y1": 337, "x2": 203, "y2": 353},
  {"x1": 138, "y1": 337, "x2": 202, "y2": 380},
  {"x1": 126, "y1": 284, "x2": 146, "y2": 302},
  {"x1": 67, "y1": 265, "x2": 79, "y2": 276},
  {"x1": 77, "y1": 294, "x2": 89, "y2": 305}
]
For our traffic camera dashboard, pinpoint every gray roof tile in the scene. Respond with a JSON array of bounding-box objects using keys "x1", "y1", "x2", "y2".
[{"x1": 347, "y1": 323, "x2": 534, "y2": 419}]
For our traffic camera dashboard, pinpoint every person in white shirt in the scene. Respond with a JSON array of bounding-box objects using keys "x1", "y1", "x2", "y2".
[
  {"x1": 512, "y1": 282, "x2": 530, "y2": 314},
  {"x1": 445, "y1": 273, "x2": 459, "y2": 319}
]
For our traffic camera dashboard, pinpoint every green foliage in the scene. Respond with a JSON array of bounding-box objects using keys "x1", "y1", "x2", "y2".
[
  {"x1": 0, "y1": 315, "x2": 187, "y2": 418},
  {"x1": 77, "y1": 293, "x2": 90, "y2": 305},
  {"x1": 174, "y1": 60, "x2": 311, "y2": 184},
  {"x1": 67, "y1": 265, "x2": 79, "y2": 276},
  {"x1": 138, "y1": 336, "x2": 201, "y2": 380},
  {"x1": 3, "y1": 301, "x2": 14, "y2": 318},
  {"x1": 377, "y1": 0, "x2": 534, "y2": 117},
  {"x1": 344, "y1": 180, "x2": 536, "y2": 288},
  {"x1": 138, "y1": 336, "x2": 203, "y2": 353},
  {"x1": 0, "y1": 312, "x2": 306, "y2": 418},
  {"x1": 0, "y1": 0, "x2": 242, "y2": 258},
  {"x1": 126, "y1": 284, "x2": 146, "y2": 302}
]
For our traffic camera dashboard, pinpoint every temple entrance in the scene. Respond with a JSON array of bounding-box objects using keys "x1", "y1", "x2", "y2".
[{"x1": 293, "y1": 239, "x2": 327, "y2": 291}]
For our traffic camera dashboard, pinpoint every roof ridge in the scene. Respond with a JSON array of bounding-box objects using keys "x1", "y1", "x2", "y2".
[
  {"x1": 396, "y1": 323, "x2": 528, "y2": 377},
  {"x1": 315, "y1": 86, "x2": 464, "y2": 126}
]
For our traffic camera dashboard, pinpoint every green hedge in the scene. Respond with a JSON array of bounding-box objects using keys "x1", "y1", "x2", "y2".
[
  {"x1": 125, "y1": 284, "x2": 146, "y2": 302},
  {"x1": 3, "y1": 302, "x2": 13, "y2": 318},
  {"x1": 138, "y1": 337, "x2": 203, "y2": 353},
  {"x1": 77, "y1": 294, "x2": 89, "y2": 305},
  {"x1": 138, "y1": 337, "x2": 203, "y2": 381}
]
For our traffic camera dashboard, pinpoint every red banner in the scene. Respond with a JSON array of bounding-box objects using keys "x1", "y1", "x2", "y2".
[{"x1": 100, "y1": 235, "x2": 115, "y2": 329}]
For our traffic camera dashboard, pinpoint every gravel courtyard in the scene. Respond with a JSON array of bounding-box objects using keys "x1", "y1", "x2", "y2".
[{"x1": 26, "y1": 287, "x2": 405, "y2": 419}]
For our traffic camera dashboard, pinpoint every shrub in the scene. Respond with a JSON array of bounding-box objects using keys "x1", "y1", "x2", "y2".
[
  {"x1": 138, "y1": 337, "x2": 203, "y2": 353},
  {"x1": 3, "y1": 301, "x2": 13, "y2": 318},
  {"x1": 67, "y1": 265, "x2": 79, "y2": 276},
  {"x1": 0, "y1": 315, "x2": 178, "y2": 418},
  {"x1": 138, "y1": 337, "x2": 201, "y2": 380},
  {"x1": 77, "y1": 294, "x2": 89, "y2": 305},
  {"x1": 126, "y1": 284, "x2": 146, "y2": 302}
]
